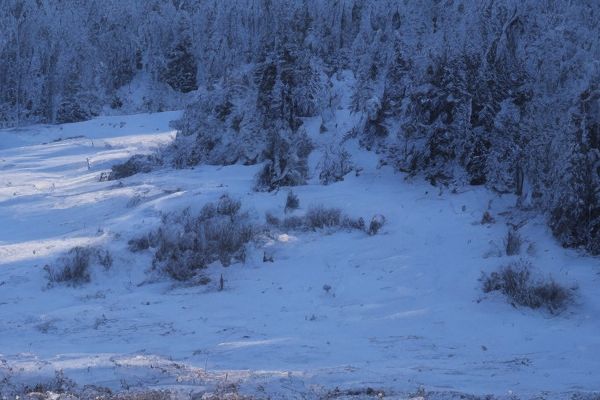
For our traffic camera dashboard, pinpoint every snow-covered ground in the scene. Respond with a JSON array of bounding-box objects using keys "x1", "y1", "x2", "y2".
[{"x1": 0, "y1": 111, "x2": 599, "y2": 398}]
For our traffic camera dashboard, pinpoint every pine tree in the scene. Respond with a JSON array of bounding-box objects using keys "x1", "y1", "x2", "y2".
[
  {"x1": 162, "y1": 38, "x2": 198, "y2": 93},
  {"x1": 56, "y1": 67, "x2": 94, "y2": 124},
  {"x1": 255, "y1": 124, "x2": 312, "y2": 191},
  {"x1": 382, "y1": 39, "x2": 410, "y2": 119},
  {"x1": 550, "y1": 85, "x2": 600, "y2": 254}
]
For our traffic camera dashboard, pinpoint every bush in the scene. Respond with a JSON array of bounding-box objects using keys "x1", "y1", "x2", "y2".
[
  {"x1": 284, "y1": 191, "x2": 300, "y2": 213},
  {"x1": 281, "y1": 215, "x2": 305, "y2": 230},
  {"x1": 133, "y1": 195, "x2": 256, "y2": 281},
  {"x1": 217, "y1": 194, "x2": 242, "y2": 218},
  {"x1": 265, "y1": 211, "x2": 280, "y2": 226},
  {"x1": 44, "y1": 246, "x2": 112, "y2": 286},
  {"x1": 267, "y1": 205, "x2": 381, "y2": 235},
  {"x1": 305, "y1": 206, "x2": 342, "y2": 229},
  {"x1": 342, "y1": 216, "x2": 366, "y2": 231},
  {"x1": 128, "y1": 236, "x2": 151, "y2": 252},
  {"x1": 45, "y1": 247, "x2": 91, "y2": 285},
  {"x1": 109, "y1": 154, "x2": 162, "y2": 180},
  {"x1": 505, "y1": 228, "x2": 522, "y2": 256},
  {"x1": 55, "y1": 92, "x2": 99, "y2": 124},
  {"x1": 95, "y1": 248, "x2": 113, "y2": 269},
  {"x1": 367, "y1": 215, "x2": 386, "y2": 235},
  {"x1": 255, "y1": 157, "x2": 308, "y2": 192},
  {"x1": 481, "y1": 260, "x2": 574, "y2": 313},
  {"x1": 24, "y1": 370, "x2": 76, "y2": 395},
  {"x1": 126, "y1": 194, "x2": 143, "y2": 208},
  {"x1": 481, "y1": 211, "x2": 495, "y2": 224}
]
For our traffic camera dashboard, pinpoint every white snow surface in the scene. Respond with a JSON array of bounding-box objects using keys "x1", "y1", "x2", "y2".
[{"x1": 0, "y1": 110, "x2": 599, "y2": 398}]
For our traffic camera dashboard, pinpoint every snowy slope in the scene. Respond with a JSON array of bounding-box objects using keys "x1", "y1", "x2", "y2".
[{"x1": 0, "y1": 111, "x2": 599, "y2": 398}]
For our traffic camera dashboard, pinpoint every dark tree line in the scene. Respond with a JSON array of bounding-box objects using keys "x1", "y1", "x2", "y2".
[{"x1": 2, "y1": 0, "x2": 599, "y2": 253}]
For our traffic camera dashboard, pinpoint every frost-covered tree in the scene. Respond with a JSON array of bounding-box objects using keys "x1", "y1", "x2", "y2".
[
  {"x1": 550, "y1": 84, "x2": 600, "y2": 254},
  {"x1": 162, "y1": 37, "x2": 198, "y2": 93},
  {"x1": 255, "y1": 124, "x2": 313, "y2": 191},
  {"x1": 170, "y1": 43, "x2": 318, "y2": 190},
  {"x1": 1, "y1": 0, "x2": 599, "y2": 253}
]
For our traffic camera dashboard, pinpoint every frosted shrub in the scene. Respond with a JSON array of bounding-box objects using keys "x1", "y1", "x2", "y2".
[
  {"x1": 505, "y1": 229, "x2": 522, "y2": 256},
  {"x1": 132, "y1": 195, "x2": 256, "y2": 281},
  {"x1": 108, "y1": 154, "x2": 162, "y2": 180},
  {"x1": 45, "y1": 246, "x2": 112, "y2": 286},
  {"x1": 367, "y1": 215, "x2": 386, "y2": 235},
  {"x1": 95, "y1": 248, "x2": 113, "y2": 269},
  {"x1": 56, "y1": 98, "x2": 96, "y2": 124},
  {"x1": 25, "y1": 370, "x2": 76, "y2": 395},
  {"x1": 128, "y1": 236, "x2": 151, "y2": 252},
  {"x1": 266, "y1": 205, "x2": 373, "y2": 234},
  {"x1": 284, "y1": 191, "x2": 300, "y2": 213},
  {"x1": 281, "y1": 215, "x2": 305, "y2": 230},
  {"x1": 45, "y1": 247, "x2": 91, "y2": 285},
  {"x1": 305, "y1": 206, "x2": 342, "y2": 229},
  {"x1": 265, "y1": 211, "x2": 280, "y2": 227},
  {"x1": 481, "y1": 260, "x2": 574, "y2": 314},
  {"x1": 217, "y1": 194, "x2": 242, "y2": 218},
  {"x1": 342, "y1": 216, "x2": 365, "y2": 231},
  {"x1": 481, "y1": 211, "x2": 495, "y2": 224}
]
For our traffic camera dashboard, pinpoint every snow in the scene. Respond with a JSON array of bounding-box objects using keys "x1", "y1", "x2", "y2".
[{"x1": 1, "y1": 111, "x2": 599, "y2": 398}]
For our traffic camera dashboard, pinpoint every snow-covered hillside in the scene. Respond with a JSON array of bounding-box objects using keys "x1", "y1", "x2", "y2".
[{"x1": 1, "y1": 111, "x2": 599, "y2": 398}]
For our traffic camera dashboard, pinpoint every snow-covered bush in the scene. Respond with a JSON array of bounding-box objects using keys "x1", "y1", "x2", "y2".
[
  {"x1": 343, "y1": 215, "x2": 366, "y2": 231},
  {"x1": 217, "y1": 195, "x2": 242, "y2": 218},
  {"x1": 281, "y1": 215, "x2": 306, "y2": 231},
  {"x1": 108, "y1": 154, "x2": 163, "y2": 180},
  {"x1": 55, "y1": 98, "x2": 96, "y2": 124},
  {"x1": 367, "y1": 215, "x2": 386, "y2": 236},
  {"x1": 504, "y1": 229, "x2": 522, "y2": 256},
  {"x1": 44, "y1": 246, "x2": 112, "y2": 286},
  {"x1": 284, "y1": 191, "x2": 300, "y2": 213},
  {"x1": 266, "y1": 205, "x2": 373, "y2": 234},
  {"x1": 481, "y1": 211, "x2": 495, "y2": 225},
  {"x1": 128, "y1": 236, "x2": 151, "y2": 252},
  {"x1": 265, "y1": 211, "x2": 280, "y2": 227},
  {"x1": 24, "y1": 370, "x2": 76, "y2": 395},
  {"x1": 131, "y1": 195, "x2": 256, "y2": 281},
  {"x1": 481, "y1": 260, "x2": 574, "y2": 314},
  {"x1": 45, "y1": 247, "x2": 91, "y2": 285},
  {"x1": 305, "y1": 206, "x2": 342, "y2": 230}
]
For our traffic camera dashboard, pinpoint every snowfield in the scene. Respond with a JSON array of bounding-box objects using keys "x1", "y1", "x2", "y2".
[{"x1": 0, "y1": 112, "x2": 599, "y2": 399}]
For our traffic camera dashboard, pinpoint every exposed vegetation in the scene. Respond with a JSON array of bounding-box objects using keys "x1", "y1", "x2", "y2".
[
  {"x1": 267, "y1": 204, "x2": 380, "y2": 235},
  {"x1": 505, "y1": 228, "x2": 522, "y2": 256},
  {"x1": 481, "y1": 260, "x2": 575, "y2": 314},
  {"x1": 44, "y1": 246, "x2": 112, "y2": 286},
  {"x1": 284, "y1": 191, "x2": 300, "y2": 213},
  {"x1": 108, "y1": 154, "x2": 163, "y2": 181},
  {"x1": 130, "y1": 195, "x2": 256, "y2": 281}
]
